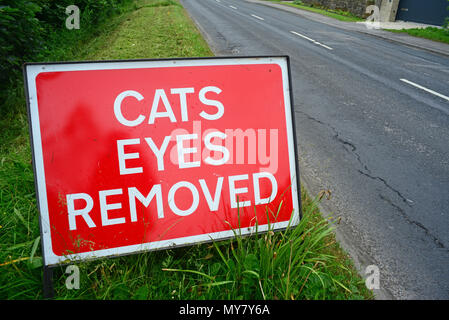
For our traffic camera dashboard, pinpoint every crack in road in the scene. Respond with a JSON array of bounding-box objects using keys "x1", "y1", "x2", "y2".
[
  {"x1": 357, "y1": 170, "x2": 411, "y2": 206},
  {"x1": 297, "y1": 110, "x2": 409, "y2": 203},
  {"x1": 379, "y1": 195, "x2": 447, "y2": 250},
  {"x1": 334, "y1": 132, "x2": 371, "y2": 175},
  {"x1": 297, "y1": 109, "x2": 447, "y2": 250}
]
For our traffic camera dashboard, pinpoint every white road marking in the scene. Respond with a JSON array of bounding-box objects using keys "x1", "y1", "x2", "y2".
[
  {"x1": 400, "y1": 78, "x2": 449, "y2": 102},
  {"x1": 229, "y1": 5, "x2": 237, "y2": 10},
  {"x1": 290, "y1": 30, "x2": 315, "y2": 42},
  {"x1": 318, "y1": 43, "x2": 333, "y2": 50},
  {"x1": 290, "y1": 30, "x2": 333, "y2": 50},
  {"x1": 251, "y1": 14, "x2": 264, "y2": 21}
]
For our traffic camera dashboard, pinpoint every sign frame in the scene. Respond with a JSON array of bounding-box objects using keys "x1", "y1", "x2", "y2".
[{"x1": 23, "y1": 55, "x2": 302, "y2": 270}]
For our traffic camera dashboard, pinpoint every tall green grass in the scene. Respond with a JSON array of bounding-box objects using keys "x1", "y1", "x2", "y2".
[
  {"x1": 387, "y1": 27, "x2": 449, "y2": 45},
  {"x1": 161, "y1": 193, "x2": 361, "y2": 300}
]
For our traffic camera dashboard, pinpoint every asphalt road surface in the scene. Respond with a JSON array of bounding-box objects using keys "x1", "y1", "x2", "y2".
[{"x1": 180, "y1": 0, "x2": 449, "y2": 299}]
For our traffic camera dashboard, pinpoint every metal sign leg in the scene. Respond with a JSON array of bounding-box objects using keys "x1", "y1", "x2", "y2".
[{"x1": 43, "y1": 266, "x2": 54, "y2": 299}]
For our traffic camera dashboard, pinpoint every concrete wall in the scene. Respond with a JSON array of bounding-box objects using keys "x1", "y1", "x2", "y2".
[
  {"x1": 298, "y1": 0, "x2": 383, "y2": 18},
  {"x1": 379, "y1": 0, "x2": 400, "y2": 22}
]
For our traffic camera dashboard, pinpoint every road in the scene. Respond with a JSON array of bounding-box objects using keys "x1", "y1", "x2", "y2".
[{"x1": 179, "y1": 0, "x2": 449, "y2": 299}]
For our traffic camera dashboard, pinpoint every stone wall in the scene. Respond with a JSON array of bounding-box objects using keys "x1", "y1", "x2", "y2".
[{"x1": 298, "y1": 0, "x2": 383, "y2": 18}]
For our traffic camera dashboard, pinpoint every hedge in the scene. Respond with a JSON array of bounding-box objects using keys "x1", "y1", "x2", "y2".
[{"x1": 0, "y1": 0, "x2": 130, "y2": 95}]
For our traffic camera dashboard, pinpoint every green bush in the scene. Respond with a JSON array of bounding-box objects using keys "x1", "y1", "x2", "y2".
[
  {"x1": 0, "y1": 0, "x2": 130, "y2": 110},
  {"x1": 0, "y1": 1, "x2": 44, "y2": 89}
]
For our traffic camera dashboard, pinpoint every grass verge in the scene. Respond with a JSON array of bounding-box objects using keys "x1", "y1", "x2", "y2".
[
  {"x1": 265, "y1": 0, "x2": 363, "y2": 22},
  {"x1": 0, "y1": 0, "x2": 372, "y2": 300},
  {"x1": 386, "y1": 27, "x2": 449, "y2": 45}
]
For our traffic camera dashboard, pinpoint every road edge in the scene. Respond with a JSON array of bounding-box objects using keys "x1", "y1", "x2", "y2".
[
  {"x1": 180, "y1": 0, "x2": 221, "y2": 56},
  {"x1": 299, "y1": 176, "x2": 395, "y2": 300}
]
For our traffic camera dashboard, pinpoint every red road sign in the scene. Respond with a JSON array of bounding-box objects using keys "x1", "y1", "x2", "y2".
[{"x1": 24, "y1": 57, "x2": 300, "y2": 266}]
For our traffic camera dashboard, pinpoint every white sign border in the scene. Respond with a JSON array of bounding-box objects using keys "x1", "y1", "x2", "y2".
[{"x1": 24, "y1": 56, "x2": 301, "y2": 266}]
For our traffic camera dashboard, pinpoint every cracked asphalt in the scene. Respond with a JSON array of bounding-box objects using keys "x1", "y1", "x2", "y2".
[{"x1": 180, "y1": 0, "x2": 449, "y2": 299}]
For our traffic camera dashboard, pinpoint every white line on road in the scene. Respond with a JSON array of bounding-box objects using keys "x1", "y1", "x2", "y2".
[
  {"x1": 251, "y1": 14, "x2": 264, "y2": 21},
  {"x1": 290, "y1": 30, "x2": 314, "y2": 42},
  {"x1": 318, "y1": 43, "x2": 333, "y2": 50},
  {"x1": 290, "y1": 30, "x2": 333, "y2": 50},
  {"x1": 229, "y1": 5, "x2": 237, "y2": 10},
  {"x1": 400, "y1": 78, "x2": 449, "y2": 102}
]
